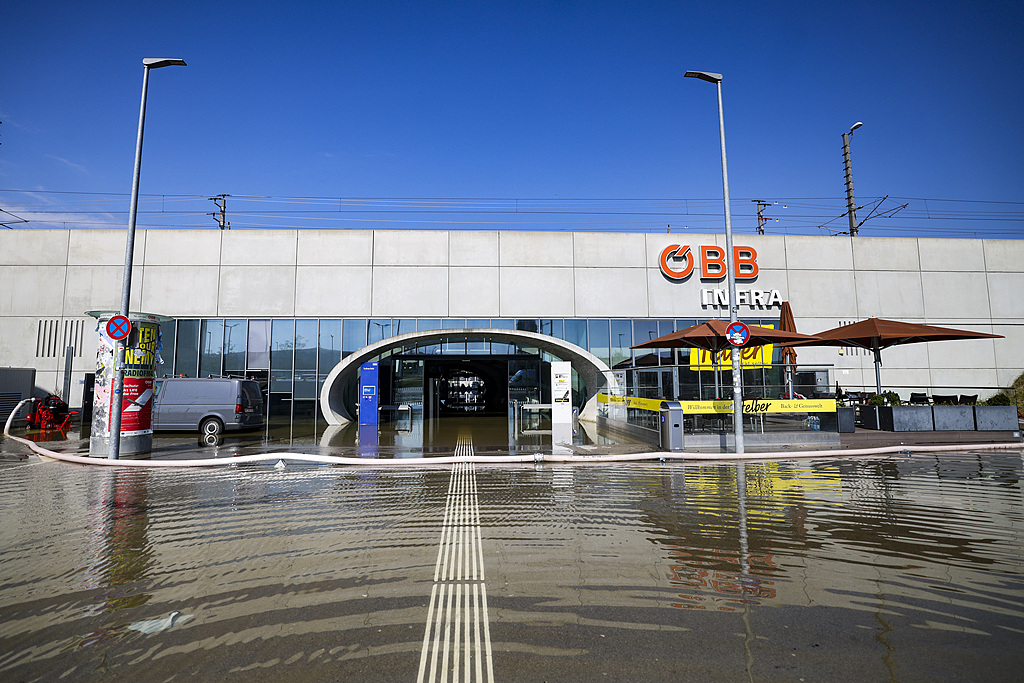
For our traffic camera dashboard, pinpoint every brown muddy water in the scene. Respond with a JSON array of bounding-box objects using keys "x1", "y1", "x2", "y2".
[{"x1": 1, "y1": 437, "x2": 1022, "y2": 681}]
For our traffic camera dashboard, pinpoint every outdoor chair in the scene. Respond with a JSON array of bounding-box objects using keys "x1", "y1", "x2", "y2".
[
  {"x1": 932, "y1": 394, "x2": 959, "y2": 405},
  {"x1": 909, "y1": 392, "x2": 930, "y2": 405},
  {"x1": 958, "y1": 394, "x2": 978, "y2": 405}
]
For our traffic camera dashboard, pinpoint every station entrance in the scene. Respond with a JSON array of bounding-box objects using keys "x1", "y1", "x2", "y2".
[{"x1": 379, "y1": 354, "x2": 549, "y2": 419}]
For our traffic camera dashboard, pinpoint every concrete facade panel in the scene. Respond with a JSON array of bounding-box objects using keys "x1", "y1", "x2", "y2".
[
  {"x1": 140, "y1": 266, "x2": 221, "y2": 317},
  {"x1": 783, "y1": 236, "x2": 854, "y2": 271},
  {"x1": 373, "y1": 231, "x2": 448, "y2": 266},
  {"x1": 295, "y1": 266, "x2": 373, "y2": 316},
  {"x1": 853, "y1": 237, "x2": 921, "y2": 272},
  {"x1": 63, "y1": 265, "x2": 144, "y2": 316},
  {"x1": 499, "y1": 232, "x2": 573, "y2": 267},
  {"x1": 986, "y1": 273, "x2": 1024, "y2": 319},
  {"x1": 786, "y1": 270, "x2": 860, "y2": 318},
  {"x1": 918, "y1": 238, "x2": 985, "y2": 272},
  {"x1": 296, "y1": 231, "x2": 374, "y2": 266},
  {"x1": 449, "y1": 267, "x2": 499, "y2": 316},
  {"x1": 219, "y1": 266, "x2": 296, "y2": 316},
  {"x1": 983, "y1": 239, "x2": 1024, "y2": 272},
  {"x1": 145, "y1": 230, "x2": 222, "y2": 266},
  {"x1": 645, "y1": 270, "x2": 704, "y2": 318},
  {"x1": 221, "y1": 230, "x2": 297, "y2": 266},
  {"x1": 0, "y1": 230, "x2": 69, "y2": 265},
  {"x1": 0, "y1": 267, "x2": 66, "y2": 316},
  {"x1": 992, "y1": 325, "x2": 1024, "y2": 385},
  {"x1": 574, "y1": 268, "x2": 648, "y2": 318},
  {"x1": 67, "y1": 229, "x2": 146, "y2": 266},
  {"x1": 852, "y1": 271, "x2": 926, "y2": 318},
  {"x1": 0, "y1": 317, "x2": 46, "y2": 368},
  {"x1": 450, "y1": 232, "x2": 498, "y2": 266},
  {"x1": 743, "y1": 236, "x2": 788, "y2": 273},
  {"x1": 929, "y1": 367, "x2": 998, "y2": 391},
  {"x1": 574, "y1": 232, "x2": 646, "y2": 267},
  {"x1": 921, "y1": 271, "x2": 991, "y2": 319},
  {"x1": 926, "y1": 336, "x2": 998, "y2": 371},
  {"x1": 499, "y1": 267, "x2": 574, "y2": 317},
  {"x1": 372, "y1": 266, "x2": 448, "y2": 317}
]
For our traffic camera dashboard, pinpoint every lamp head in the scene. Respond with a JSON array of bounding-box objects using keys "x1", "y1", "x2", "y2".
[
  {"x1": 850, "y1": 121, "x2": 863, "y2": 133},
  {"x1": 684, "y1": 70, "x2": 723, "y2": 84},
  {"x1": 143, "y1": 58, "x2": 187, "y2": 69}
]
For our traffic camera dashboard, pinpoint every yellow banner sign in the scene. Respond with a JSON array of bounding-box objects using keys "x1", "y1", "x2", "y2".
[
  {"x1": 598, "y1": 394, "x2": 836, "y2": 414},
  {"x1": 689, "y1": 345, "x2": 773, "y2": 370}
]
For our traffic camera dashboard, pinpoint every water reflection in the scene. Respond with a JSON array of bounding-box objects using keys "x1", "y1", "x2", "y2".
[{"x1": 0, "y1": 449, "x2": 1021, "y2": 681}]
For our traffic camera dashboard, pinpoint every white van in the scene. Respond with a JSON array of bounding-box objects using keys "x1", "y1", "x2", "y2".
[{"x1": 153, "y1": 378, "x2": 264, "y2": 435}]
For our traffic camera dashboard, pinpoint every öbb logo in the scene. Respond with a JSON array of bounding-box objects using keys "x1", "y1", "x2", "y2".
[{"x1": 659, "y1": 244, "x2": 759, "y2": 281}]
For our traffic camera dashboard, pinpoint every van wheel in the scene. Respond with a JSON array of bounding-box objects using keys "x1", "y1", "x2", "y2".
[{"x1": 201, "y1": 417, "x2": 224, "y2": 436}]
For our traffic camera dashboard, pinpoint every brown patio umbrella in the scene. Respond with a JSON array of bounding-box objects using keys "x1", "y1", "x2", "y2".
[
  {"x1": 789, "y1": 317, "x2": 1003, "y2": 395},
  {"x1": 632, "y1": 319, "x2": 822, "y2": 398}
]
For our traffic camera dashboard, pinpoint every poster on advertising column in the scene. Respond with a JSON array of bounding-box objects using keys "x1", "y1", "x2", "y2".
[{"x1": 116, "y1": 320, "x2": 159, "y2": 435}]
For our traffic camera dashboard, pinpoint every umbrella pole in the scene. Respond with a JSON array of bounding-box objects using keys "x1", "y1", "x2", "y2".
[{"x1": 872, "y1": 340, "x2": 883, "y2": 395}]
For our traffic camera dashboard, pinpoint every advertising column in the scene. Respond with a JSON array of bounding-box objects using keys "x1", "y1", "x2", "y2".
[{"x1": 89, "y1": 312, "x2": 165, "y2": 457}]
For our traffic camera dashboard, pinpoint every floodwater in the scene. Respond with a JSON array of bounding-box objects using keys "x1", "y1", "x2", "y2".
[{"x1": 1, "y1": 435, "x2": 1022, "y2": 681}]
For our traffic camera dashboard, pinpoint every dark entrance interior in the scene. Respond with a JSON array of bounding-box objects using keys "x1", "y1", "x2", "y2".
[{"x1": 380, "y1": 354, "x2": 545, "y2": 419}]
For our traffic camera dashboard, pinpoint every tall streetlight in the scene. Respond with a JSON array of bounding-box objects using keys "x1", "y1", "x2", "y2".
[
  {"x1": 842, "y1": 121, "x2": 863, "y2": 236},
  {"x1": 107, "y1": 57, "x2": 186, "y2": 460},
  {"x1": 684, "y1": 69, "x2": 744, "y2": 453}
]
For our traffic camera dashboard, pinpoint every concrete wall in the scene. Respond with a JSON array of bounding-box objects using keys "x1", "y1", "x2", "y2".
[{"x1": 2, "y1": 229, "x2": 1021, "y2": 405}]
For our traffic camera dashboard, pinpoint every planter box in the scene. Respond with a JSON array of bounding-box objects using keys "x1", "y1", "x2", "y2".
[
  {"x1": 932, "y1": 405, "x2": 976, "y2": 431},
  {"x1": 857, "y1": 405, "x2": 882, "y2": 430},
  {"x1": 878, "y1": 405, "x2": 934, "y2": 432},
  {"x1": 974, "y1": 405, "x2": 1019, "y2": 431},
  {"x1": 822, "y1": 407, "x2": 856, "y2": 433}
]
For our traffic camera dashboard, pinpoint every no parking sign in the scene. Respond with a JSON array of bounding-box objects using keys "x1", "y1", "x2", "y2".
[
  {"x1": 726, "y1": 321, "x2": 750, "y2": 347},
  {"x1": 106, "y1": 315, "x2": 132, "y2": 341}
]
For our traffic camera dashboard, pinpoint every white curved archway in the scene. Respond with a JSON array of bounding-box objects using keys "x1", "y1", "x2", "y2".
[{"x1": 319, "y1": 328, "x2": 619, "y2": 425}]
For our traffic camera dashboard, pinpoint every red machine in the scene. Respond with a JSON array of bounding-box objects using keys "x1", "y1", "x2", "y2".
[{"x1": 25, "y1": 395, "x2": 77, "y2": 430}]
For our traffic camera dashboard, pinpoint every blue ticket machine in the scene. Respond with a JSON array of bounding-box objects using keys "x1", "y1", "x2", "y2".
[{"x1": 359, "y1": 362, "x2": 379, "y2": 426}]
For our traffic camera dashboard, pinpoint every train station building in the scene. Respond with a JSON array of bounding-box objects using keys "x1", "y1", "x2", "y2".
[{"x1": 1, "y1": 229, "x2": 1021, "y2": 425}]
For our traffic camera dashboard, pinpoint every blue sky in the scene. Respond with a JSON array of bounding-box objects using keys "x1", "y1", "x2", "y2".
[{"x1": 2, "y1": 1, "x2": 1022, "y2": 236}]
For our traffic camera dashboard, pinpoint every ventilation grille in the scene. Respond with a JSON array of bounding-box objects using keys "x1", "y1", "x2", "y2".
[
  {"x1": 839, "y1": 320, "x2": 866, "y2": 356},
  {"x1": 36, "y1": 319, "x2": 85, "y2": 358}
]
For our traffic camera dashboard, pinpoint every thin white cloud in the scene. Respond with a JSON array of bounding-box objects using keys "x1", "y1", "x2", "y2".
[{"x1": 46, "y1": 155, "x2": 89, "y2": 174}]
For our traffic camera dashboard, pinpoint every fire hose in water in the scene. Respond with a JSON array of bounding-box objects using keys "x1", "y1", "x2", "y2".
[{"x1": 5, "y1": 399, "x2": 1022, "y2": 468}]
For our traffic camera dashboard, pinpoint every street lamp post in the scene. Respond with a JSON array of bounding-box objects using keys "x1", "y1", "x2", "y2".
[
  {"x1": 107, "y1": 58, "x2": 186, "y2": 460},
  {"x1": 842, "y1": 121, "x2": 863, "y2": 237},
  {"x1": 684, "y1": 70, "x2": 744, "y2": 453}
]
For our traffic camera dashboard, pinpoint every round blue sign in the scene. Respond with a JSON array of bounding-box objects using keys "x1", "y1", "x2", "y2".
[{"x1": 726, "y1": 321, "x2": 750, "y2": 346}]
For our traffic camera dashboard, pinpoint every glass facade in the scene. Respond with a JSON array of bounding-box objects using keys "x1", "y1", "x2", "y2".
[{"x1": 157, "y1": 316, "x2": 788, "y2": 415}]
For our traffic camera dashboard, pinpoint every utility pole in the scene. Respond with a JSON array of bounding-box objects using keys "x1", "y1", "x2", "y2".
[
  {"x1": 208, "y1": 194, "x2": 230, "y2": 230},
  {"x1": 842, "y1": 122, "x2": 862, "y2": 236},
  {"x1": 752, "y1": 200, "x2": 769, "y2": 235}
]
